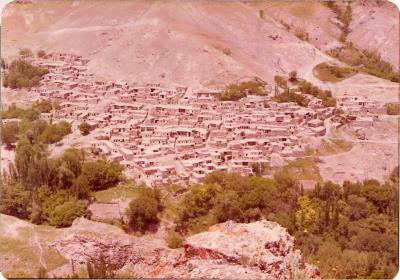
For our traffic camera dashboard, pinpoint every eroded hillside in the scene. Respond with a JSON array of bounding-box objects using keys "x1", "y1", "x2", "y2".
[{"x1": 2, "y1": 0, "x2": 333, "y2": 87}]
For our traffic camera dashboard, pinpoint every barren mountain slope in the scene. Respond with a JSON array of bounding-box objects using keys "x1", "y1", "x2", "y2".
[
  {"x1": 348, "y1": 0, "x2": 399, "y2": 68},
  {"x1": 2, "y1": 0, "x2": 331, "y2": 87},
  {"x1": 254, "y1": 0, "x2": 399, "y2": 68},
  {"x1": 251, "y1": 1, "x2": 343, "y2": 52}
]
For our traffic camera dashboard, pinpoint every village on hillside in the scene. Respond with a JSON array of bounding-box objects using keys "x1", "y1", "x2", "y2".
[{"x1": 2, "y1": 51, "x2": 390, "y2": 187}]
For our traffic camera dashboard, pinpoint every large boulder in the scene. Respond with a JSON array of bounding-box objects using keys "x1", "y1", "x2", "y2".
[{"x1": 161, "y1": 220, "x2": 320, "y2": 279}]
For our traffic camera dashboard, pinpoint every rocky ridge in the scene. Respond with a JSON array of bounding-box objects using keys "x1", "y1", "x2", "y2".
[{"x1": 48, "y1": 218, "x2": 319, "y2": 278}]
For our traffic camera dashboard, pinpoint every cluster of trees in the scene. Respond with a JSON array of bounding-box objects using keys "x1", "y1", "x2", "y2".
[
  {"x1": 2, "y1": 59, "x2": 49, "y2": 89},
  {"x1": 173, "y1": 170, "x2": 398, "y2": 278},
  {"x1": 1, "y1": 101, "x2": 69, "y2": 148},
  {"x1": 1, "y1": 115, "x2": 123, "y2": 227},
  {"x1": 175, "y1": 171, "x2": 296, "y2": 233},
  {"x1": 218, "y1": 79, "x2": 267, "y2": 101},
  {"x1": 1, "y1": 146, "x2": 123, "y2": 227},
  {"x1": 297, "y1": 80, "x2": 337, "y2": 107},
  {"x1": 273, "y1": 90, "x2": 310, "y2": 107},
  {"x1": 274, "y1": 75, "x2": 336, "y2": 107},
  {"x1": 2, "y1": 101, "x2": 53, "y2": 120},
  {"x1": 1, "y1": 118, "x2": 71, "y2": 150},
  {"x1": 386, "y1": 103, "x2": 400, "y2": 115},
  {"x1": 329, "y1": 43, "x2": 400, "y2": 83}
]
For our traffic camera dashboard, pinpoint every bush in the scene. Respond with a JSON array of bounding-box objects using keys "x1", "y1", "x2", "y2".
[
  {"x1": 386, "y1": 103, "x2": 399, "y2": 115},
  {"x1": 48, "y1": 199, "x2": 87, "y2": 227},
  {"x1": 222, "y1": 48, "x2": 231, "y2": 56},
  {"x1": 3, "y1": 59, "x2": 49, "y2": 89},
  {"x1": 79, "y1": 122, "x2": 93, "y2": 135},
  {"x1": 37, "y1": 50, "x2": 46, "y2": 58},
  {"x1": 126, "y1": 186, "x2": 163, "y2": 233},
  {"x1": 166, "y1": 230, "x2": 184, "y2": 248}
]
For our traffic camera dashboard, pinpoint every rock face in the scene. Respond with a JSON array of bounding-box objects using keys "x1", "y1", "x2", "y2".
[
  {"x1": 160, "y1": 220, "x2": 319, "y2": 279},
  {"x1": 48, "y1": 218, "x2": 319, "y2": 278}
]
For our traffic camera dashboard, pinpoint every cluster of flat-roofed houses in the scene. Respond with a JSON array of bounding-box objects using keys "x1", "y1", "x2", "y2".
[{"x1": 25, "y1": 52, "x2": 388, "y2": 186}]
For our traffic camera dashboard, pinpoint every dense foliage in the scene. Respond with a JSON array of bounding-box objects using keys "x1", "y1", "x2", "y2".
[
  {"x1": 3, "y1": 59, "x2": 49, "y2": 89},
  {"x1": 174, "y1": 171, "x2": 398, "y2": 278},
  {"x1": 1, "y1": 115, "x2": 122, "y2": 227},
  {"x1": 274, "y1": 76, "x2": 336, "y2": 107},
  {"x1": 273, "y1": 90, "x2": 310, "y2": 107},
  {"x1": 2, "y1": 101, "x2": 53, "y2": 120},
  {"x1": 126, "y1": 185, "x2": 163, "y2": 233},
  {"x1": 218, "y1": 80, "x2": 267, "y2": 101}
]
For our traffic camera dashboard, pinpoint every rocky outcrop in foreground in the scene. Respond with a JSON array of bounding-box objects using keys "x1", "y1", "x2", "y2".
[
  {"x1": 49, "y1": 219, "x2": 319, "y2": 278},
  {"x1": 159, "y1": 220, "x2": 319, "y2": 279}
]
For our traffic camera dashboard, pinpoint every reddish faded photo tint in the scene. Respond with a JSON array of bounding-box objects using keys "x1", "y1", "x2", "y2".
[{"x1": 0, "y1": 0, "x2": 399, "y2": 279}]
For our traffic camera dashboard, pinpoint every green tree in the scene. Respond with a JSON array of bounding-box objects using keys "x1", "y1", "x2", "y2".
[
  {"x1": 71, "y1": 175, "x2": 91, "y2": 199},
  {"x1": 81, "y1": 160, "x2": 123, "y2": 191},
  {"x1": 295, "y1": 195, "x2": 319, "y2": 231},
  {"x1": 126, "y1": 186, "x2": 163, "y2": 233}
]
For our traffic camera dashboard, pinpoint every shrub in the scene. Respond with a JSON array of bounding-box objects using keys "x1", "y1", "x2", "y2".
[
  {"x1": 166, "y1": 230, "x2": 184, "y2": 248},
  {"x1": 386, "y1": 103, "x2": 399, "y2": 115},
  {"x1": 48, "y1": 199, "x2": 87, "y2": 227},
  {"x1": 37, "y1": 50, "x2": 46, "y2": 58},
  {"x1": 222, "y1": 47, "x2": 232, "y2": 56},
  {"x1": 79, "y1": 122, "x2": 93, "y2": 135}
]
